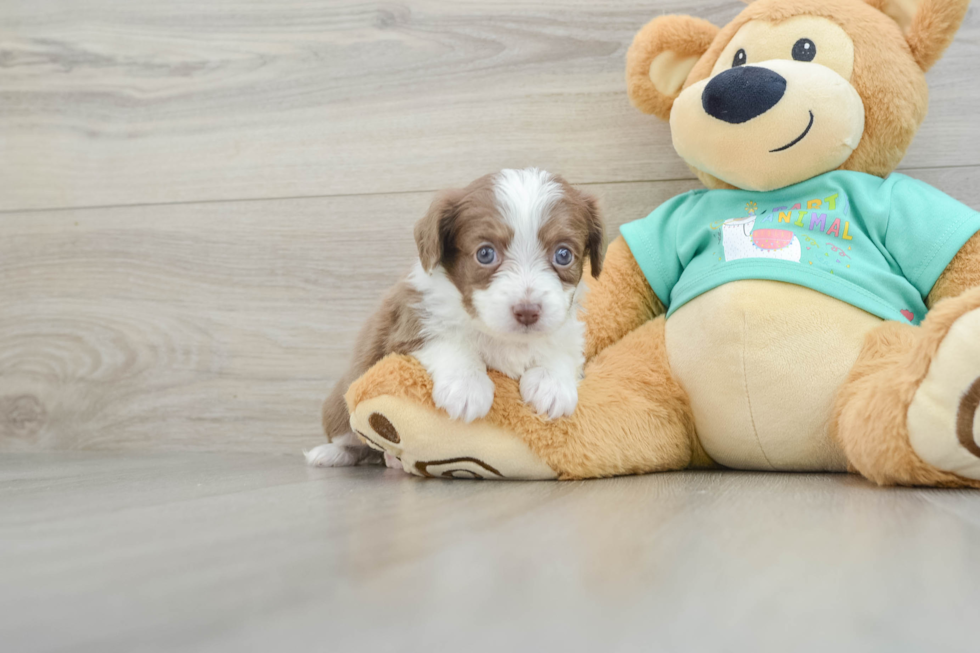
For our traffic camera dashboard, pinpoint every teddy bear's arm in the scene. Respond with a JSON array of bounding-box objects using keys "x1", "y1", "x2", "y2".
[
  {"x1": 927, "y1": 232, "x2": 980, "y2": 307},
  {"x1": 583, "y1": 236, "x2": 664, "y2": 359}
]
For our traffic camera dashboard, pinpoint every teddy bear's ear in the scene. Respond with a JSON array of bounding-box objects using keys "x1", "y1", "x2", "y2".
[
  {"x1": 626, "y1": 15, "x2": 720, "y2": 121},
  {"x1": 869, "y1": 0, "x2": 971, "y2": 71}
]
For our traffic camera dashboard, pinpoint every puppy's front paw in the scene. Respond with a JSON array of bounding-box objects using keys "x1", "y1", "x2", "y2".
[
  {"x1": 432, "y1": 371, "x2": 495, "y2": 423},
  {"x1": 520, "y1": 367, "x2": 578, "y2": 419}
]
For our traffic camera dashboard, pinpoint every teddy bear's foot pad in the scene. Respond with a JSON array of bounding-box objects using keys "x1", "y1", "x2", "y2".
[
  {"x1": 908, "y1": 307, "x2": 980, "y2": 479},
  {"x1": 349, "y1": 395, "x2": 558, "y2": 480}
]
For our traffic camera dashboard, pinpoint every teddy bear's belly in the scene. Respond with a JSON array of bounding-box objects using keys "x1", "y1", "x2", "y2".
[{"x1": 664, "y1": 280, "x2": 883, "y2": 471}]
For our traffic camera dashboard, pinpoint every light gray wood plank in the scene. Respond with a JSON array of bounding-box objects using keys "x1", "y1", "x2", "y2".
[
  {"x1": 3, "y1": 453, "x2": 980, "y2": 653},
  {"x1": 0, "y1": 176, "x2": 702, "y2": 454},
  {"x1": 1, "y1": 1, "x2": 978, "y2": 211},
  {"x1": 1, "y1": 168, "x2": 977, "y2": 454}
]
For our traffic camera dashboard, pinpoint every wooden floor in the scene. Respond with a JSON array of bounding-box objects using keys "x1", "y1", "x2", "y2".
[
  {"x1": 3, "y1": 2, "x2": 980, "y2": 650},
  {"x1": 4, "y1": 453, "x2": 980, "y2": 653}
]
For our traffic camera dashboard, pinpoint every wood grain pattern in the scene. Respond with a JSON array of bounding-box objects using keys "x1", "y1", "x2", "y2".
[
  {"x1": 4, "y1": 453, "x2": 980, "y2": 652},
  {"x1": 1, "y1": 168, "x2": 977, "y2": 454},
  {"x1": 0, "y1": 177, "x2": 701, "y2": 453},
  {"x1": 1, "y1": 0, "x2": 978, "y2": 211}
]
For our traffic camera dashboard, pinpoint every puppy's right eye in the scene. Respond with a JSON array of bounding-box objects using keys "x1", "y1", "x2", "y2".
[
  {"x1": 553, "y1": 247, "x2": 573, "y2": 267},
  {"x1": 475, "y1": 245, "x2": 497, "y2": 266},
  {"x1": 732, "y1": 48, "x2": 747, "y2": 67}
]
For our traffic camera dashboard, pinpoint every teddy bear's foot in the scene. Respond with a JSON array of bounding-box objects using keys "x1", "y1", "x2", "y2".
[
  {"x1": 835, "y1": 288, "x2": 980, "y2": 487},
  {"x1": 907, "y1": 305, "x2": 980, "y2": 479},
  {"x1": 344, "y1": 318, "x2": 703, "y2": 480},
  {"x1": 349, "y1": 392, "x2": 558, "y2": 480}
]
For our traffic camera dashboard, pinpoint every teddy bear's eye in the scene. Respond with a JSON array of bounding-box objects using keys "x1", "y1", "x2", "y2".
[
  {"x1": 732, "y1": 48, "x2": 747, "y2": 67},
  {"x1": 792, "y1": 38, "x2": 816, "y2": 62}
]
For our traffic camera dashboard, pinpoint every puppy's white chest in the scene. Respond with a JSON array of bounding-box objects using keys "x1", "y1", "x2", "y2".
[
  {"x1": 479, "y1": 340, "x2": 537, "y2": 379},
  {"x1": 476, "y1": 316, "x2": 585, "y2": 379}
]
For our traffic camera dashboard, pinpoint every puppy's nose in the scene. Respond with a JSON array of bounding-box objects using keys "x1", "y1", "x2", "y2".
[
  {"x1": 702, "y1": 66, "x2": 786, "y2": 124},
  {"x1": 512, "y1": 303, "x2": 541, "y2": 327}
]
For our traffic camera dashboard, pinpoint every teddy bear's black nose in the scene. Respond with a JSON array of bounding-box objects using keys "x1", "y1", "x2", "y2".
[{"x1": 702, "y1": 66, "x2": 787, "y2": 124}]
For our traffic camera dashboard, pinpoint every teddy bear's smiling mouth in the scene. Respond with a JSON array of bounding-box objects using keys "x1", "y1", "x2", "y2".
[{"x1": 770, "y1": 110, "x2": 815, "y2": 153}]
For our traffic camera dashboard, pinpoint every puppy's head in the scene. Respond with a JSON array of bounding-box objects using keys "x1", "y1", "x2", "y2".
[{"x1": 415, "y1": 168, "x2": 604, "y2": 336}]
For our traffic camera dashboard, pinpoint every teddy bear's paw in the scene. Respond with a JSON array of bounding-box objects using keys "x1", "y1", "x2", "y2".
[
  {"x1": 908, "y1": 307, "x2": 980, "y2": 479},
  {"x1": 520, "y1": 367, "x2": 578, "y2": 420},
  {"x1": 431, "y1": 370, "x2": 495, "y2": 423},
  {"x1": 348, "y1": 394, "x2": 558, "y2": 480}
]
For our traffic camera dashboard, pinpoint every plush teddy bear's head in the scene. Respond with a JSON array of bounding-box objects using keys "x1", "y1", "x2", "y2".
[{"x1": 627, "y1": 0, "x2": 970, "y2": 191}]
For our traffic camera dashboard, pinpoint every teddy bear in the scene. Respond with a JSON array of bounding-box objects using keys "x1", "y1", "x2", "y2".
[{"x1": 336, "y1": 0, "x2": 980, "y2": 485}]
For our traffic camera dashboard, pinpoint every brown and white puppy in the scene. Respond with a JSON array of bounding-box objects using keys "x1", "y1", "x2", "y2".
[{"x1": 307, "y1": 168, "x2": 604, "y2": 468}]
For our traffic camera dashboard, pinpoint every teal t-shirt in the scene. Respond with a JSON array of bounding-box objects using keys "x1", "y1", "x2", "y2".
[{"x1": 619, "y1": 171, "x2": 980, "y2": 325}]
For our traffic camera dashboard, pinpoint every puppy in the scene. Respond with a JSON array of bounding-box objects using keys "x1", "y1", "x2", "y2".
[{"x1": 306, "y1": 168, "x2": 604, "y2": 468}]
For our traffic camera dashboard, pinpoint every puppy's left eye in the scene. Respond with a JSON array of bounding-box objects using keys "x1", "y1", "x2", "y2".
[
  {"x1": 553, "y1": 247, "x2": 573, "y2": 267},
  {"x1": 476, "y1": 245, "x2": 497, "y2": 266},
  {"x1": 792, "y1": 38, "x2": 816, "y2": 62}
]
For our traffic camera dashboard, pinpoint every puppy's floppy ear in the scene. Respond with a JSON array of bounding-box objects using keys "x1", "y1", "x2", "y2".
[
  {"x1": 626, "y1": 15, "x2": 719, "y2": 121},
  {"x1": 415, "y1": 189, "x2": 465, "y2": 272},
  {"x1": 867, "y1": 0, "x2": 970, "y2": 71},
  {"x1": 580, "y1": 192, "x2": 605, "y2": 279}
]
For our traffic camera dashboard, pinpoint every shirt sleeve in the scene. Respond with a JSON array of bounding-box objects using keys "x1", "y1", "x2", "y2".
[
  {"x1": 618, "y1": 191, "x2": 702, "y2": 308},
  {"x1": 884, "y1": 175, "x2": 980, "y2": 298}
]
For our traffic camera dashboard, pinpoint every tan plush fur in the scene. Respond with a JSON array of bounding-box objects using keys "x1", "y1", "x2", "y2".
[
  {"x1": 929, "y1": 232, "x2": 980, "y2": 306},
  {"x1": 347, "y1": 317, "x2": 704, "y2": 480},
  {"x1": 833, "y1": 286, "x2": 980, "y2": 487},
  {"x1": 626, "y1": 16, "x2": 720, "y2": 120},
  {"x1": 582, "y1": 237, "x2": 664, "y2": 360},
  {"x1": 874, "y1": 0, "x2": 973, "y2": 71}
]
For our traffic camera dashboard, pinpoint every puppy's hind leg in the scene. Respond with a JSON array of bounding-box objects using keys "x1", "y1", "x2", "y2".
[
  {"x1": 310, "y1": 281, "x2": 421, "y2": 468},
  {"x1": 305, "y1": 432, "x2": 383, "y2": 467},
  {"x1": 309, "y1": 382, "x2": 384, "y2": 467}
]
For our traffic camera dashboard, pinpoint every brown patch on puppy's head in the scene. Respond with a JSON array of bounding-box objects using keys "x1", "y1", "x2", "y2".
[
  {"x1": 540, "y1": 177, "x2": 605, "y2": 284},
  {"x1": 414, "y1": 175, "x2": 513, "y2": 315},
  {"x1": 415, "y1": 184, "x2": 471, "y2": 274},
  {"x1": 442, "y1": 193, "x2": 515, "y2": 315}
]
